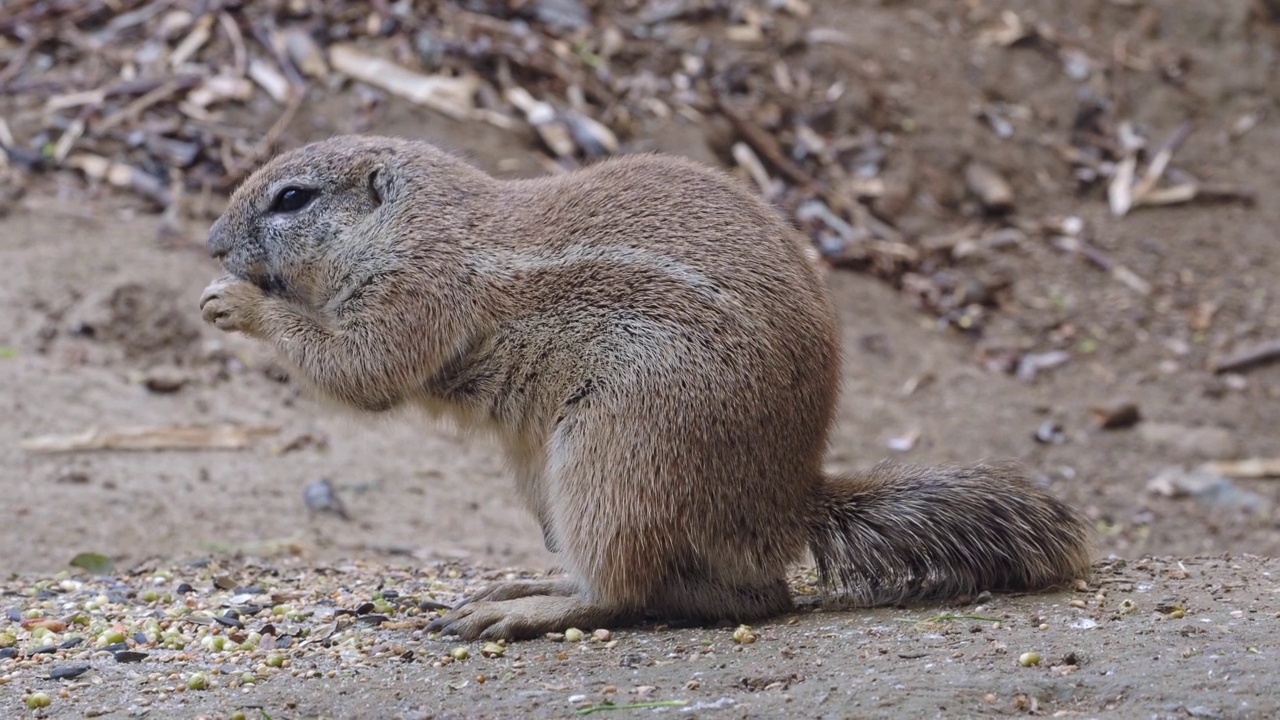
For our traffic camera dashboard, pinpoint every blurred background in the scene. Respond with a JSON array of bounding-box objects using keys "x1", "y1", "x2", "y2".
[{"x1": 0, "y1": 0, "x2": 1277, "y2": 576}]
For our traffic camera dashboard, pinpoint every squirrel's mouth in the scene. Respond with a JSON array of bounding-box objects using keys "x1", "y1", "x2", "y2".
[
  {"x1": 229, "y1": 255, "x2": 289, "y2": 298},
  {"x1": 249, "y1": 271, "x2": 289, "y2": 297}
]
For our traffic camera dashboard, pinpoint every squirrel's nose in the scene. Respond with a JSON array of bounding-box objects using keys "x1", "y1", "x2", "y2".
[{"x1": 206, "y1": 219, "x2": 230, "y2": 259}]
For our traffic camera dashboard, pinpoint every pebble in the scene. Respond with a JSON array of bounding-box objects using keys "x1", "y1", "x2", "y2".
[{"x1": 141, "y1": 367, "x2": 188, "y2": 394}]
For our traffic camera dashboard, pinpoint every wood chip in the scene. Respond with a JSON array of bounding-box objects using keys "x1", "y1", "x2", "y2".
[
  {"x1": 329, "y1": 43, "x2": 478, "y2": 122},
  {"x1": 1205, "y1": 459, "x2": 1280, "y2": 480},
  {"x1": 964, "y1": 161, "x2": 1015, "y2": 213},
  {"x1": 1090, "y1": 401, "x2": 1142, "y2": 430},
  {"x1": 20, "y1": 425, "x2": 281, "y2": 453},
  {"x1": 248, "y1": 58, "x2": 292, "y2": 104},
  {"x1": 1210, "y1": 339, "x2": 1280, "y2": 374}
]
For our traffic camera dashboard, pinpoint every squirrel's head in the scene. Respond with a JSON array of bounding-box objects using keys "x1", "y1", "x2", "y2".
[{"x1": 207, "y1": 136, "x2": 410, "y2": 303}]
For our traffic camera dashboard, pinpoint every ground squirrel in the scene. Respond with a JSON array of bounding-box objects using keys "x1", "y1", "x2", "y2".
[{"x1": 200, "y1": 135, "x2": 1091, "y2": 641}]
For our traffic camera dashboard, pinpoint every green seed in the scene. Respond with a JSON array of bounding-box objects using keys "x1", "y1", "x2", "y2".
[
  {"x1": 481, "y1": 641, "x2": 506, "y2": 657},
  {"x1": 450, "y1": 647, "x2": 470, "y2": 661},
  {"x1": 0, "y1": 632, "x2": 14, "y2": 648},
  {"x1": 141, "y1": 589, "x2": 160, "y2": 603},
  {"x1": 266, "y1": 653, "x2": 285, "y2": 668},
  {"x1": 563, "y1": 628, "x2": 585, "y2": 643},
  {"x1": 1018, "y1": 652, "x2": 1041, "y2": 667},
  {"x1": 186, "y1": 672, "x2": 210, "y2": 690},
  {"x1": 732, "y1": 625, "x2": 757, "y2": 644},
  {"x1": 1118, "y1": 599, "x2": 1137, "y2": 615},
  {"x1": 98, "y1": 629, "x2": 126, "y2": 646},
  {"x1": 25, "y1": 692, "x2": 52, "y2": 709}
]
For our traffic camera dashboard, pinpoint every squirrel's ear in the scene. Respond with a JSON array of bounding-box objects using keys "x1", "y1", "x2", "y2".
[{"x1": 367, "y1": 165, "x2": 390, "y2": 207}]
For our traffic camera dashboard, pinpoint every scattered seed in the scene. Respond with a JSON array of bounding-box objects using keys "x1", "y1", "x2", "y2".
[
  {"x1": 49, "y1": 665, "x2": 91, "y2": 680},
  {"x1": 1018, "y1": 652, "x2": 1041, "y2": 667},
  {"x1": 732, "y1": 625, "x2": 757, "y2": 644},
  {"x1": 24, "y1": 692, "x2": 52, "y2": 709},
  {"x1": 564, "y1": 628, "x2": 585, "y2": 643}
]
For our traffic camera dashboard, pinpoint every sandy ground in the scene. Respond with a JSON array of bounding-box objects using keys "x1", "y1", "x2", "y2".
[{"x1": 1, "y1": 0, "x2": 1278, "y2": 717}]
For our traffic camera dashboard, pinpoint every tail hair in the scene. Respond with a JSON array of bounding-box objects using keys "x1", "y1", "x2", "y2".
[{"x1": 809, "y1": 461, "x2": 1092, "y2": 606}]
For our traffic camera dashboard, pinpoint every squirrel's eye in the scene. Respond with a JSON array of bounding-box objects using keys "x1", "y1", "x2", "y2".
[{"x1": 270, "y1": 186, "x2": 316, "y2": 214}]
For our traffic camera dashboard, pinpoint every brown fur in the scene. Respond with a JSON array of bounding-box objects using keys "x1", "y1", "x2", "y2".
[{"x1": 200, "y1": 135, "x2": 1092, "y2": 641}]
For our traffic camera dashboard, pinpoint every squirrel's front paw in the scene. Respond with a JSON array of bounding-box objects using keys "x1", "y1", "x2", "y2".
[{"x1": 200, "y1": 276, "x2": 264, "y2": 334}]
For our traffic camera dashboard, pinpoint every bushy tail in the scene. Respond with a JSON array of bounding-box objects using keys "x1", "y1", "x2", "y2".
[{"x1": 808, "y1": 461, "x2": 1092, "y2": 606}]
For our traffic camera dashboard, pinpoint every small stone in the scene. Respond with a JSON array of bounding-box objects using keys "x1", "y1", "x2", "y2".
[
  {"x1": 142, "y1": 367, "x2": 188, "y2": 394},
  {"x1": 530, "y1": 0, "x2": 590, "y2": 30},
  {"x1": 114, "y1": 651, "x2": 149, "y2": 663},
  {"x1": 1033, "y1": 420, "x2": 1066, "y2": 445},
  {"x1": 592, "y1": 629, "x2": 611, "y2": 642},
  {"x1": 304, "y1": 479, "x2": 350, "y2": 520}
]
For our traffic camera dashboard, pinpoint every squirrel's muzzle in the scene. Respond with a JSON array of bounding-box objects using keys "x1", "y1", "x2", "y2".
[{"x1": 206, "y1": 217, "x2": 231, "y2": 260}]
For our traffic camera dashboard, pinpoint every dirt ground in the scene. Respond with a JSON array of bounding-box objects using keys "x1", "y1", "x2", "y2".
[{"x1": 1, "y1": 0, "x2": 1278, "y2": 717}]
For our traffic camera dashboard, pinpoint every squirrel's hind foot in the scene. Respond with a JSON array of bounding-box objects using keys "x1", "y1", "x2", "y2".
[
  {"x1": 458, "y1": 578, "x2": 578, "y2": 605},
  {"x1": 427, "y1": 595, "x2": 630, "y2": 641}
]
